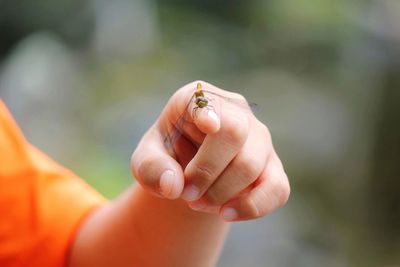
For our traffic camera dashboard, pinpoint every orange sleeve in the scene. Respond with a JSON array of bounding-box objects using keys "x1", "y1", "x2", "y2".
[{"x1": 0, "y1": 100, "x2": 108, "y2": 267}]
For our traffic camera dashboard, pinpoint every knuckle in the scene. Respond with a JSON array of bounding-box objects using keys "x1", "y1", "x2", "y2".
[
  {"x1": 233, "y1": 93, "x2": 246, "y2": 103},
  {"x1": 260, "y1": 123, "x2": 272, "y2": 143},
  {"x1": 192, "y1": 162, "x2": 216, "y2": 184},
  {"x1": 235, "y1": 155, "x2": 263, "y2": 182},
  {"x1": 224, "y1": 91, "x2": 246, "y2": 103},
  {"x1": 242, "y1": 197, "x2": 263, "y2": 218},
  {"x1": 205, "y1": 190, "x2": 225, "y2": 206},
  {"x1": 130, "y1": 152, "x2": 138, "y2": 176},
  {"x1": 136, "y1": 155, "x2": 159, "y2": 187},
  {"x1": 273, "y1": 177, "x2": 291, "y2": 207},
  {"x1": 222, "y1": 115, "x2": 248, "y2": 147}
]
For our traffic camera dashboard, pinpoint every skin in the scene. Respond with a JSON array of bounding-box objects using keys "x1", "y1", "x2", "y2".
[{"x1": 68, "y1": 81, "x2": 290, "y2": 267}]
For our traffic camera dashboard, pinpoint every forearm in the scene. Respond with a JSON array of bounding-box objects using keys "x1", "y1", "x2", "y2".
[{"x1": 67, "y1": 184, "x2": 229, "y2": 267}]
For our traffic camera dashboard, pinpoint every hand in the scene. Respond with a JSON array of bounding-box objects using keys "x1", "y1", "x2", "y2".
[{"x1": 131, "y1": 81, "x2": 290, "y2": 221}]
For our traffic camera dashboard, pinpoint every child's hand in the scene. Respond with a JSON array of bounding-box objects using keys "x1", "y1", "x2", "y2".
[{"x1": 131, "y1": 81, "x2": 290, "y2": 221}]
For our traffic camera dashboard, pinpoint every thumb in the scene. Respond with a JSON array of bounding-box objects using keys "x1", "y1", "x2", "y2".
[{"x1": 130, "y1": 127, "x2": 184, "y2": 199}]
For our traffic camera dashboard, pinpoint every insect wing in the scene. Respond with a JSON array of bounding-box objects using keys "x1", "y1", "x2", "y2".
[
  {"x1": 201, "y1": 89, "x2": 258, "y2": 113},
  {"x1": 164, "y1": 94, "x2": 195, "y2": 151}
]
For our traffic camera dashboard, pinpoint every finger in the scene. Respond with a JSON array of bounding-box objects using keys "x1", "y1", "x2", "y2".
[
  {"x1": 193, "y1": 107, "x2": 220, "y2": 135},
  {"x1": 196, "y1": 122, "x2": 270, "y2": 206},
  {"x1": 181, "y1": 109, "x2": 249, "y2": 202},
  {"x1": 131, "y1": 126, "x2": 185, "y2": 199},
  {"x1": 219, "y1": 152, "x2": 290, "y2": 221}
]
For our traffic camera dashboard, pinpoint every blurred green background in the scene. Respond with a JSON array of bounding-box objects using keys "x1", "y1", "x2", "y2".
[{"x1": 1, "y1": 0, "x2": 399, "y2": 266}]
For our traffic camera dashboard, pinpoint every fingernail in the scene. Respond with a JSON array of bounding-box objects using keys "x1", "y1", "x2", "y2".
[
  {"x1": 199, "y1": 205, "x2": 220, "y2": 214},
  {"x1": 181, "y1": 185, "x2": 200, "y2": 201},
  {"x1": 222, "y1": 207, "x2": 237, "y2": 221},
  {"x1": 160, "y1": 170, "x2": 175, "y2": 198},
  {"x1": 207, "y1": 110, "x2": 220, "y2": 124},
  {"x1": 188, "y1": 201, "x2": 206, "y2": 211}
]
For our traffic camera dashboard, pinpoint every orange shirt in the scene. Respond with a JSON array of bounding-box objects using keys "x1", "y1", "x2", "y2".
[{"x1": 0, "y1": 100, "x2": 107, "y2": 267}]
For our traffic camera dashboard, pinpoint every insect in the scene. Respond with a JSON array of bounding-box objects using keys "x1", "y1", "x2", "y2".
[
  {"x1": 192, "y1": 82, "x2": 215, "y2": 118},
  {"x1": 164, "y1": 82, "x2": 256, "y2": 153}
]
